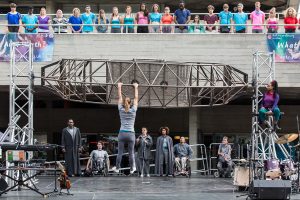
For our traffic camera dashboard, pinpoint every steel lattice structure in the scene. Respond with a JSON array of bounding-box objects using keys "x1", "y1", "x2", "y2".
[
  {"x1": 41, "y1": 59, "x2": 248, "y2": 107},
  {"x1": 251, "y1": 51, "x2": 290, "y2": 165},
  {"x1": 0, "y1": 42, "x2": 35, "y2": 186}
]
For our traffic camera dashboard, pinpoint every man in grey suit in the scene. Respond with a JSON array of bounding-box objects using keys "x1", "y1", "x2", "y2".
[{"x1": 61, "y1": 119, "x2": 82, "y2": 176}]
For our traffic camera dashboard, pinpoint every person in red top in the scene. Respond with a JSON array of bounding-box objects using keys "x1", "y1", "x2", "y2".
[
  {"x1": 161, "y1": 6, "x2": 174, "y2": 33},
  {"x1": 284, "y1": 7, "x2": 298, "y2": 33}
]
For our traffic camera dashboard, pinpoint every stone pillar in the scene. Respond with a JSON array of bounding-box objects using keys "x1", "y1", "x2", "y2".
[
  {"x1": 288, "y1": 0, "x2": 300, "y2": 13},
  {"x1": 189, "y1": 107, "x2": 199, "y2": 171},
  {"x1": 46, "y1": 0, "x2": 57, "y2": 15}
]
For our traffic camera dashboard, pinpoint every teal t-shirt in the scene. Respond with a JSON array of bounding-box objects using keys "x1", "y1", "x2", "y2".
[
  {"x1": 219, "y1": 11, "x2": 233, "y2": 25},
  {"x1": 149, "y1": 12, "x2": 162, "y2": 23},
  {"x1": 81, "y1": 12, "x2": 96, "y2": 32},
  {"x1": 22, "y1": 14, "x2": 38, "y2": 33},
  {"x1": 233, "y1": 12, "x2": 248, "y2": 31}
]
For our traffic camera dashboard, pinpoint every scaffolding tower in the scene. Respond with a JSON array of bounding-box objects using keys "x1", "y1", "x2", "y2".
[
  {"x1": 0, "y1": 42, "x2": 35, "y2": 186},
  {"x1": 251, "y1": 51, "x2": 290, "y2": 167}
]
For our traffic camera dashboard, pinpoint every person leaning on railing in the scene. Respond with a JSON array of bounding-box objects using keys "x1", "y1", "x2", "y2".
[
  {"x1": 81, "y1": 5, "x2": 96, "y2": 33},
  {"x1": 232, "y1": 3, "x2": 248, "y2": 33},
  {"x1": 284, "y1": 7, "x2": 298, "y2": 33},
  {"x1": 37, "y1": 7, "x2": 51, "y2": 33},
  {"x1": 22, "y1": 7, "x2": 38, "y2": 33},
  {"x1": 136, "y1": 3, "x2": 149, "y2": 33},
  {"x1": 52, "y1": 9, "x2": 68, "y2": 34},
  {"x1": 266, "y1": 7, "x2": 278, "y2": 33},
  {"x1": 110, "y1": 7, "x2": 121, "y2": 33},
  {"x1": 188, "y1": 15, "x2": 205, "y2": 33},
  {"x1": 149, "y1": 4, "x2": 162, "y2": 33},
  {"x1": 122, "y1": 6, "x2": 135, "y2": 33},
  {"x1": 204, "y1": 5, "x2": 218, "y2": 33},
  {"x1": 219, "y1": 4, "x2": 233, "y2": 33},
  {"x1": 174, "y1": 1, "x2": 191, "y2": 33},
  {"x1": 68, "y1": 8, "x2": 83, "y2": 33},
  {"x1": 161, "y1": 6, "x2": 174, "y2": 33},
  {"x1": 95, "y1": 9, "x2": 109, "y2": 33},
  {"x1": 6, "y1": 3, "x2": 22, "y2": 33},
  {"x1": 250, "y1": 1, "x2": 265, "y2": 33}
]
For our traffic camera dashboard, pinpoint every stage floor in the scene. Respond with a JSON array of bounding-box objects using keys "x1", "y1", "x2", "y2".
[{"x1": 1, "y1": 175, "x2": 300, "y2": 200}]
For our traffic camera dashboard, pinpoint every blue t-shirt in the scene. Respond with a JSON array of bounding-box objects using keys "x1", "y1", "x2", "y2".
[
  {"x1": 174, "y1": 9, "x2": 191, "y2": 29},
  {"x1": 68, "y1": 16, "x2": 83, "y2": 32},
  {"x1": 233, "y1": 12, "x2": 248, "y2": 31},
  {"x1": 81, "y1": 12, "x2": 96, "y2": 32},
  {"x1": 219, "y1": 11, "x2": 233, "y2": 25},
  {"x1": 149, "y1": 12, "x2": 162, "y2": 23},
  {"x1": 6, "y1": 12, "x2": 21, "y2": 25},
  {"x1": 22, "y1": 14, "x2": 38, "y2": 33}
]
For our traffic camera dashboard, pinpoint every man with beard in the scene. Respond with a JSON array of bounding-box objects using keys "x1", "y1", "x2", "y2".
[
  {"x1": 155, "y1": 127, "x2": 174, "y2": 176},
  {"x1": 61, "y1": 119, "x2": 82, "y2": 177},
  {"x1": 174, "y1": 1, "x2": 191, "y2": 33}
]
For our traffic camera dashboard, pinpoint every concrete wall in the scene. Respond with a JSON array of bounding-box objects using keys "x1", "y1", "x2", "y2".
[{"x1": 1, "y1": 34, "x2": 300, "y2": 87}]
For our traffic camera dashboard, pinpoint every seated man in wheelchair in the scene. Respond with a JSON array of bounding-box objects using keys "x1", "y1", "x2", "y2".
[
  {"x1": 173, "y1": 136, "x2": 193, "y2": 175},
  {"x1": 86, "y1": 141, "x2": 109, "y2": 175},
  {"x1": 217, "y1": 136, "x2": 233, "y2": 178}
]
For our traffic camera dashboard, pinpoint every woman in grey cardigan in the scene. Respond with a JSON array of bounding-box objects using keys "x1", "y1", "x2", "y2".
[{"x1": 136, "y1": 127, "x2": 153, "y2": 177}]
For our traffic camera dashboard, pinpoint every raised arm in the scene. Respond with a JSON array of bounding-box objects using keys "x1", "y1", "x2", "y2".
[
  {"x1": 133, "y1": 83, "x2": 138, "y2": 106},
  {"x1": 118, "y1": 82, "x2": 123, "y2": 104}
]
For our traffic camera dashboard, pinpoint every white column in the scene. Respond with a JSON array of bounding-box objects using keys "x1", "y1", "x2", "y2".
[{"x1": 189, "y1": 107, "x2": 199, "y2": 171}]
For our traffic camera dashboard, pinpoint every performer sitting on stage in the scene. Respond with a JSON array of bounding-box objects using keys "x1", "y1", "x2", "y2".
[
  {"x1": 112, "y1": 82, "x2": 139, "y2": 174},
  {"x1": 173, "y1": 136, "x2": 193, "y2": 174},
  {"x1": 259, "y1": 80, "x2": 281, "y2": 130},
  {"x1": 136, "y1": 127, "x2": 153, "y2": 177},
  {"x1": 155, "y1": 127, "x2": 175, "y2": 176},
  {"x1": 217, "y1": 136, "x2": 233, "y2": 178},
  {"x1": 86, "y1": 141, "x2": 109, "y2": 172}
]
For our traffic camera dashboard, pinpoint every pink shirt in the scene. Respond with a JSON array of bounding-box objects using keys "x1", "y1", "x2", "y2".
[
  {"x1": 267, "y1": 18, "x2": 278, "y2": 29},
  {"x1": 137, "y1": 12, "x2": 148, "y2": 25},
  {"x1": 250, "y1": 10, "x2": 265, "y2": 30}
]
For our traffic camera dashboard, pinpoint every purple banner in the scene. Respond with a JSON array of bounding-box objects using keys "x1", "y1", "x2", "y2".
[{"x1": 0, "y1": 33, "x2": 54, "y2": 62}]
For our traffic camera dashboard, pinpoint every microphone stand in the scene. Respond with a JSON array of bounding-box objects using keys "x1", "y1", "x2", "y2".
[{"x1": 46, "y1": 144, "x2": 60, "y2": 197}]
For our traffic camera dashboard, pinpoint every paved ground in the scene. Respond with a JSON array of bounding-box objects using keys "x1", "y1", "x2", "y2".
[{"x1": 0, "y1": 175, "x2": 300, "y2": 200}]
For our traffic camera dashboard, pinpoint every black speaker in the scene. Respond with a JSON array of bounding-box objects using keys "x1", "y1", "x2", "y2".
[
  {"x1": 0, "y1": 177, "x2": 8, "y2": 191},
  {"x1": 250, "y1": 180, "x2": 291, "y2": 199}
]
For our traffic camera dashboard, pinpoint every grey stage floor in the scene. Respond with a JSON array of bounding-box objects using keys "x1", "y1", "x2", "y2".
[{"x1": 1, "y1": 175, "x2": 300, "y2": 200}]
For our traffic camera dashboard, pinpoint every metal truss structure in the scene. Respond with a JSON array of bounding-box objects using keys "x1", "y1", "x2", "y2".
[
  {"x1": 41, "y1": 59, "x2": 248, "y2": 108},
  {"x1": 251, "y1": 51, "x2": 290, "y2": 165},
  {"x1": 0, "y1": 42, "x2": 34, "y2": 186}
]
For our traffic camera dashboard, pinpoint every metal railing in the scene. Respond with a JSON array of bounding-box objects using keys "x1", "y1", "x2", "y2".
[
  {"x1": 44, "y1": 143, "x2": 209, "y2": 175},
  {"x1": 1, "y1": 23, "x2": 299, "y2": 34},
  {"x1": 1, "y1": 12, "x2": 299, "y2": 19}
]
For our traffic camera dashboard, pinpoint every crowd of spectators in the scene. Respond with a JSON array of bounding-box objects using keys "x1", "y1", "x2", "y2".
[{"x1": 5, "y1": 1, "x2": 300, "y2": 34}]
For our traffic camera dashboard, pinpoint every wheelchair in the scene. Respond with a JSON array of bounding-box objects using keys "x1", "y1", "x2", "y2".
[
  {"x1": 173, "y1": 157, "x2": 192, "y2": 178},
  {"x1": 214, "y1": 158, "x2": 234, "y2": 178},
  {"x1": 84, "y1": 157, "x2": 109, "y2": 177}
]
